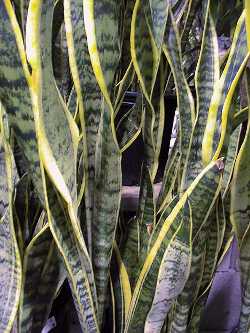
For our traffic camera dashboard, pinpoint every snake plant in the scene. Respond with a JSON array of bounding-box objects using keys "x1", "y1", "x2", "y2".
[{"x1": 0, "y1": 0, "x2": 249, "y2": 332}]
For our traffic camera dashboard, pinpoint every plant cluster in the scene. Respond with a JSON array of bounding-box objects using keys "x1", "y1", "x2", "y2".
[{"x1": 0, "y1": 0, "x2": 250, "y2": 332}]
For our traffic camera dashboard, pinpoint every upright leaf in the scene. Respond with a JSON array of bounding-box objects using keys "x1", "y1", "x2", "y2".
[
  {"x1": 130, "y1": 0, "x2": 158, "y2": 177},
  {"x1": 22, "y1": 2, "x2": 99, "y2": 331},
  {"x1": 125, "y1": 160, "x2": 222, "y2": 332},
  {"x1": 163, "y1": 10, "x2": 195, "y2": 182},
  {"x1": 0, "y1": 107, "x2": 22, "y2": 333},
  {"x1": 80, "y1": 1, "x2": 123, "y2": 325},
  {"x1": 183, "y1": 1, "x2": 220, "y2": 189},
  {"x1": 19, "y1": 225, "x2": 65, "y2": 333},
  {"x1": 64, "y1": 0, "x2": 102, "y2": 253},
  {"x1": 202, "y1": 11, "x2": 248, "y2": 164},
  {"x1": 92, "y1": 108, "x2": 122, "y2": 325},
  {"x1": 144, "y1": 202, "x2": 192, "y2": 333},
  {"x1": 0, "y1": 1, "x2": 43, "y2": 197},
  {"x1": 231, "y1": 70, "x2": 250, "y2": 331}
]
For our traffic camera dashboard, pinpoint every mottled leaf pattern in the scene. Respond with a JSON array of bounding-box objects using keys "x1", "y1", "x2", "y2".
[
  {"x1": 231, "y1": 75, "x2": 250, "y2": 246},
  {"x1": 183, "y1": 2, "x2": 219, "y2": 189},
  {"x1": 19, "y1": 225, "x2": 65, "y2": 333},
  {"x1": 0, "y1": 1, "x2": 43, "y2": 198},
  {"x1": 0, "y1": 1, "x2": 249, "y2": 332},
  {"x1": 0, "y1": 105, "x2": 21, "y2": 333},
  {"x1": 125, "y1": 161, "x2": 222, "y2": 333},
  {"x1": 231, "y1": 70, "x2": 250, "y2": 331},
  {"x1": 120, "y1": 217, "x2": 140, "y2": 290},
  {"x1": 157, "y1": 150, "x2": 180, "y2": 214},
  {"x1": 144, "y1": 202, "x2": 192, "y2": 333},
  {"x1": 64, "y1": 0, "x2": 102, "y2": 253},
  {"x1": 202, "y1": 11, "x2": 248, "y2": 164},
  {"x1": 163, "y1": 10, "x2": 195, "y2": 179},
  {"x1": 92, "y1": 108, "x2": 122, "y2": 325}
]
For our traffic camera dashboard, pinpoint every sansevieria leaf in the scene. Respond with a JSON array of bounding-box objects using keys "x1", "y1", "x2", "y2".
[
  {"x1": 24, "y1": 2, "x2": 99, "y2": 331},
  {"x1": 0, "y1": 110, "x2": 21, "y2": 333},
  {"x1": 120, "y1": 216, "x2": 140, "y2": 290},
  {"x1": 144, "y1": 201, "x2": 192, "y2": 333},
  {"x1": 19, "y1": 224, "x2": 65, "y2": 333},
  {"x1": 130, "y1": 0, "x2": 157, "y2": 177},
  {"x1": 125, "y1": 159, "x2": 222, "y2": 332},
  {"x1": 0, "y1": 0, "x2": 44, "y2": 198},
  {"x1": 202, "y1": 10, "x2": 248, "y2": 164},
  {"x1": 231, "y1": 69, "x2": 250, "y2": 331},
  {"x1": 163, "y1": 10, "x2": 195, "y2": 181},
  {"x1": 183, "y1": 0, "x2": 219, "y2": 189},
  {"x1": 92, "y1": 107, "x2": 122, "y2": 325},
  {"x1": 82, "y1": 1, "x2": 123, "y2": 325},
  {"x1": 64, "y1": 0, "x2": 102, "y2": 254},
  {"x1": 157, "y1": 149, "x2": 181, "y2": 214},
  {"x1": 231, "y1": 73, "x2": 250, "y2": 246}
]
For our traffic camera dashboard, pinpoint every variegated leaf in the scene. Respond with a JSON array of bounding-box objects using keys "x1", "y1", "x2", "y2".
[
  {"x1": 183, "y1": 1, "x2": 219, "y2": 189},
  {"x1": 163, "y1": 10, "x2": 195, "y2": 182},
  {"x1": 19, "y1": 225, "x2": 65, "y2": 333},
  {"x1": 0, "y1": 108, "x2": 21, "y2": 333},
  {"x1": 92, "y1": 107, "x2": 122, "y2": 325},
  {"x1": 125, "y1": 160, "x2": 222, "y2": 332},
  {"x1": 144, "y1": 202, "x2": 192, "y2": 333},
  {"x1": 202, "y1": 11, "x2": 248, "y2": 164}
]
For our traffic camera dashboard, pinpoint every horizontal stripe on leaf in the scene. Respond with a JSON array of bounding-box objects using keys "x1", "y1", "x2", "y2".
[
  {"x1": 147, "y1": 0, "x2": 169, "y2": 49},
  {"x1": 169, "y1": 231, "x2": 207, "y2": 333},
  {"x1": 93, "y1": 0, "x2": 121, "y2": 95},
  {"x1": 131, "y1": 0, "x2": 155, "y2": 97},
  {"x1": 187, "y1": 195, "x2": 226, "y2": 331}
]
